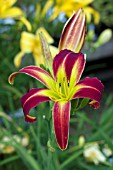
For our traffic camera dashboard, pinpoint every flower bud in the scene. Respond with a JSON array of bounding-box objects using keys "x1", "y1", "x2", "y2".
[
  {"x1": 98, "y1": 29, "x2": 112, "y2": 45},
  {"x1": 59, "y1": 8, "x2": 86, "y2": 52}
]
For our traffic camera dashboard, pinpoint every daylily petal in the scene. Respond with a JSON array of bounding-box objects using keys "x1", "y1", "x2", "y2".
[
  {"x1": 14, "y1": 51, "x2": 25, "y2": 68},
  {"x1": 75, "y1": 23, "x2": 86, "y2": 52},
  {"x1": 53, "y1": 49, "x2": 85, "y2": 87},
  {"x1": 19, "y1": 17, "x2": 32, "y2": 32},
  {"x1": 49, "y1": 45, "x2": 58, "y2": 58},
  {"x1": 65, "y1": 52, "x2": 85, "y2": 88},
  {"x1": 21, "y1": 88, "x2": 51, "y2": 123},
  {"x1": 35, "y1": 4, "x2": 41, "y2": 18},
  {"x1": 0, "y1": 0, "x2": 32, "y2": 31},
  {"x1": 33, "y1": 53, "x2": 44, "y2": 66},
  {"x1": 73, "y1": 77, "x2": 104, "y2": 108},
  {"x1": 49, "y1": 7, "x2": 61, "y2": 21},
  {"x1": 53, "y1": 49, "x2": 72, "y2": 81},
  {"x1": 8, "y1": 66, "x2": 55, "y2": 90},
  {"x1": 0, "y1": 7, "x2": 23, "y2": 19},
  {"x1": 72, "y1": 0, "x2": 94, "y2": 7},
  {"x1": 53, "y1": 101, "x2": 70, "y2": 150},
  {"x1": 0, "y1": 0, "x2": 17, "y2": 8},
  {"x1": 20, "y1": 31, "x2": 35, "y2": 52},
  {"x1": 41, "y1": 0, "x2": 53, "y2": 17},
  {"x1": 59, "y1": 8, "x2": 86, "y2": 52},
  {"x1": 84, "y1": 7, "x2": 100, "y2": 24}
]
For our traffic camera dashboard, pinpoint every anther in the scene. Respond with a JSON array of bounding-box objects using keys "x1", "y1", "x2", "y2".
[{"x1": 59, "y1": 83, "x2": 61, "y2": 87}]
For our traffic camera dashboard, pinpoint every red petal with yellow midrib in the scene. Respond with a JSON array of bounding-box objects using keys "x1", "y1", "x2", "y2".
[
  {"x1": 8, "y1": 65, "x2": 54, "y2": 89},
  {"x1": 53, "y1": 101, "x2": 71, "y2": 150},
  {"x1": 73, "y1": 77, "x2": 104, "y2": 108},
  {"x1": 21, "y1": 88, "x2": 51, "y2": 122}
]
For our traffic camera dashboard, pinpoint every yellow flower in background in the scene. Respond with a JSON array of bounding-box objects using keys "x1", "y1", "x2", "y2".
[
  {"x1": 14, "y1": 27, "x2": 58, "y2": 67},
  {"x1": 83, "y1": 144, "x2": 106, "y2": 165},
  {"x1": 0, "y1": 0, "x2": 31, "y2": 31},
  {"x1": 44, "y1": 0, "x2": 100, "y2": 24},
  {"x1": 0, "y1": 0, "x2": 22, "y2": 18},
  {"x1": 0, "y1": 135, "x2": 29, "y2": 154}
]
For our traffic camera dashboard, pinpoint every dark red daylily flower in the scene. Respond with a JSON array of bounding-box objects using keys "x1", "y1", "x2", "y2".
[
  {"x1": 8, "y1": 9, "x2": 104, "y2": 150},
  {"x1": 8, "y1": 50, "x2": 104, "y2": 150}
]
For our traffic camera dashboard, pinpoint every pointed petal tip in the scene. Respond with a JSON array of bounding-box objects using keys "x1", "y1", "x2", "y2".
[
  {"x1": 8, "y1": 72, "x2": 19, "y2": 85},
  {"x1": 74, "y1": 8, "x2": 85, "y2": 18},
  {"x1": 78, "y1": 8, "x2": 84, "y2": 14},
  {"x1": 21, "y1": 88, "x2": 50, "y2": 124},
  {"x1": 72, "y1": 8, "x2": 84, "y2": 15},
  {"x1": 58, "y1": 142, "x2": 68, "y2": 151},
  {"x1": 25, "y1": 115, "x2": 37, "y2": 123},
  {"x1": 89, "y1": 101, "x2": 100, "y2": 109}
]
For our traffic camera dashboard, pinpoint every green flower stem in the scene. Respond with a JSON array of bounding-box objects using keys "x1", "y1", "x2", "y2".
[
  {"x1": 47, "y1": 101, "x2": 56, "y2": 169},
  {"x1": 47, "y1": 150, "x2": 52, "y2": 170},
  {"x1": 48, "y1": 101, "x2": 54, "y2": 141}
]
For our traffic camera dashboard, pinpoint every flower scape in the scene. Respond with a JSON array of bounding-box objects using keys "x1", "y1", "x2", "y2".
[{"x1": 8, "y1": 9, "x2": 104, "y2": 150}]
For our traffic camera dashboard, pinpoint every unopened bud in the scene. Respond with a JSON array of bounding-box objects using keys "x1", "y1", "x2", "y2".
[{"x1": 59, "y1": 8, "x2": 86, "y2": 53}]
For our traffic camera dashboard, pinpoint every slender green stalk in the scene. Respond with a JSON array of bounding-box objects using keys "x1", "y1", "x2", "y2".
[{"x1": 47, "y1": 101, "x2": 55, "y2": 170}]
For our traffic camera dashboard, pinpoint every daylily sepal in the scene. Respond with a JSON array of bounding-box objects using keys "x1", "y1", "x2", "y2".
[{"x1": 53, "y1": 101, "x2": 71, "y2": 150}]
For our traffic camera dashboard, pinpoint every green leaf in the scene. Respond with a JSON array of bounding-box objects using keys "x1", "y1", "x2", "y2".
[
  {"x1": 13, "y1": 142, "x2": 41, "y2": 170},
  {"x1": 75, "y1": 98, "x2": 90, "y2": 112},
  {"x1": 71, "y1": 99, "x2": 79, "y2": 115}
]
